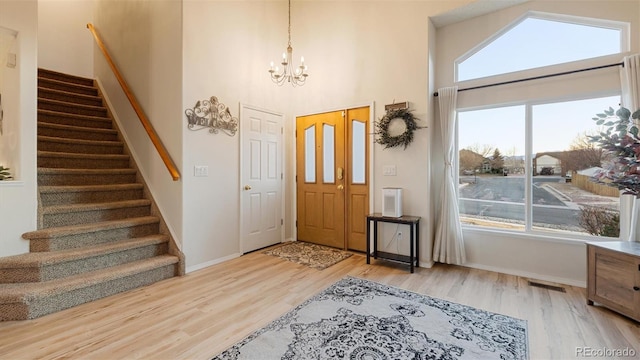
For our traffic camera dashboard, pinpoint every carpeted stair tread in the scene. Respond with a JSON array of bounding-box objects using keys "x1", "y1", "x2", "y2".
[
  {"x1": 41, "y1": 199, "x2": 151, "y2": 228},
  {"x1": 38, "y1": 152, "x2": 130, "y2": 169},
  {"x1": 38, "y1": 68, "x2": 95, "y2": 87},
  {"x1": 38, "y1": 136, "x2": 124, "y2": 155},
  {"x1": 38, "y1": 98, "x2": 106, "y2": 112},
  {"x1": 42, "y1": 199, "x2": 151, "y2": 215},
  {"x1": 38, "y1": 98, "x2": 107, "y2": 117},
  {"x1": 37, "y1": 122, "x2": 118, "y2": 140},
  {"x1": 38, "y1": 109, "x2": 112, "y2": 129},
  {"x1": 37, "y1": 167, "x2": 138, "y2": 186},
  {"x1": 38, "y1": 87, "x2": 103, "y2": 107},
  {"x1": 38, "y1": 167, "x2": 136, "y2": 175},
  {"x1": 0, "y1": 235, "x2": 168, "y2": 269},
  {"x1": 22, "y1": 216, "x2": 161, "y2": 240},
  {"x1": 37, "y1": 77, "x2": 98, "y2": 96},
  {"x1": 39, "y1": 183, "x2": 145, "y2": 206},
  {"x1": 40, "y1": 183, "x2": 144, "y2": 195},
  {"x1": 38, "y1": 151, "x2": 129, "y2": 160},
  {"x1": 38, "y1": 121, "x2": 119, "y2": 141},
  {"x1": 38, "y1": 135, "x2": 123, "y2": 148},
  {"x1": 0, "y1": 255, "x2": 178, "y2": 302}
]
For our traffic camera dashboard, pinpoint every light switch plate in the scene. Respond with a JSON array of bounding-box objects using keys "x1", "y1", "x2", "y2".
[
  {"x1": 383, "y1": 165, "x2": 397, "y2": 176},
  {"x1": 7, "y1": 53, "x2": 16, "y2": 68},
  {"x1": 194, "y1": 165, "x2": 209, "y2": 177}
]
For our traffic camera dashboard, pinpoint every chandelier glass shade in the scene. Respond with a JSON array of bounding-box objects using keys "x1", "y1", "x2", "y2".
[{"x1": 269, "y1": 0, "x2": 308, "y2": 86}]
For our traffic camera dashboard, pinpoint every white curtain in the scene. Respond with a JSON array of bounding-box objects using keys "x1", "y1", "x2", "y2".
[
  {"x1": 620, "y1": 54, "x2": 640, "y2": 242},
  {"x1": 433, "y1": 86, "x2": 466, "y2": 264},
  {"x1": 621, "y1": 54, "x2": 640, "y2": 111}
]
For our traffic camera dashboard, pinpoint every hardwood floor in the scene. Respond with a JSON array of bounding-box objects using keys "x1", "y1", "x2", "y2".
[{"x1": 0, "y1": 248, "x2": 638, "y2": 359}]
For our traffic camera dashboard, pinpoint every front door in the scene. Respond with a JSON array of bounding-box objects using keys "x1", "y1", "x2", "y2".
[
  {"x1": 240, "y1": 105, "x2": 284, "y2": 253},
  {"x1": 296, "y1": 107, "x2": 369, "y2": 251}
]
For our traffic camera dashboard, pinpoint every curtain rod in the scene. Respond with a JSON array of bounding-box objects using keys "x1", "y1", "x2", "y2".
[{"x1": 433, "y1": 62, "x2": 624, "y2": 97}]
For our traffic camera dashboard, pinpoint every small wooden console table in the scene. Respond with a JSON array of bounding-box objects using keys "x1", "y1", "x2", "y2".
[
  {"x1": 587, "y1": 241, "x2": 640, "y2": 322},
  {"x1": 366, "y1": 213, "x2": 420, "y2": 273}
]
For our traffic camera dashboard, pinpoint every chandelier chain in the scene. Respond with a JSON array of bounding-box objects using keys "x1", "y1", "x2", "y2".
[{"x1": 288, "y1": 0, "x2": 292, "y2": 48}]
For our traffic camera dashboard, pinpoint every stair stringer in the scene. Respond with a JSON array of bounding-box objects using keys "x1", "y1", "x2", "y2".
[{"x1": 94, "y1": 78, "x2": 185, "y2": 276}]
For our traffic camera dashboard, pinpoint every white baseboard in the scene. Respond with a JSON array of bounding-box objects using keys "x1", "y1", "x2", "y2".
[
  {"x1": 462, "y1": 262, "x2": 586, "y2": 288},
  {"x1": 186, "y1": 253, "x2": 241, "y2": 273}
]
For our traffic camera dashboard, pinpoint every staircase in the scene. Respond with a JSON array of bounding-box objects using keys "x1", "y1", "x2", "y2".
[{"x1": 0, "y1": 69, "x2": 184, "y2": 321}]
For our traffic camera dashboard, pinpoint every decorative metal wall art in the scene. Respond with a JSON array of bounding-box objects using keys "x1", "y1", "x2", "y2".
[{"x1": 185, "y1": 96, "x2": 238, "y2": 136}]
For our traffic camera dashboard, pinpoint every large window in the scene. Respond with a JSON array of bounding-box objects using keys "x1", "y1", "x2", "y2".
[
  {"x1": 455, "y1": 12, "x2": 628, "y2": 239},
  {"x1": 459, "y1": 95, "x2": 621, "y2": 237}
]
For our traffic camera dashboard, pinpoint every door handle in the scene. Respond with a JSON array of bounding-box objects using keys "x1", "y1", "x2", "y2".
[
  {"x1": 337, "y1": 184, "x2": 344, "y2": 190},
  {"x1": 244, "y1": 185, "x2": 252, "y2": 190},
  {"x1": 337, "y1": 167, "x2": 344, "y2": 180}
]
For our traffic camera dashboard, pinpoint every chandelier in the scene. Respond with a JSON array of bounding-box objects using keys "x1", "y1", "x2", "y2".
[{"x1": 268, "y1": 0, "x2": 308, "y2": 86}]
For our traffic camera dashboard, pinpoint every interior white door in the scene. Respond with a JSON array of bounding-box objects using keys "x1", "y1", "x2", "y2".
[{"x1": 240, "y1": 105, "x2": 284, "y2": 253}]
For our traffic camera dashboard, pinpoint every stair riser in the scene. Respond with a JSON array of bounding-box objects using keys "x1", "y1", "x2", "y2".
[
  {"x1": 41, "y1": 188, "x2": 144, "y2": 206},
  {"x1": 39, "y1": 100, "x2": 108, "y2": 118},
  {"x1": 38, "y1": 141, "x2": 124, "y2": 155},
  {"x1": 38, "y1": 156, "x2": 130, "y2": 169},
  {"x1": 38, "y1": 70, "x2": 95, "y2": 87},
  {"x1": 38, "y1": 89, "x2": 103, "y2": 107},
  {"x1": 38, "y1": 78, "x2": 97, "y2": 96},
  {"x1": 38, "y1": 125, "x2": 119, "y2": 142},
  {"x1": 29, "y1": 222, "x2": 161, "y2": 252},
  {"x1": 42, "y1": 205, "x2": 151, "y2": 228},
  {"x1": 38, "y1": 113, "x2": 112, "y2": 129},
  {"x1": 38, "y1": 172, "x2": 137, "y2": 186},
  {"x1": 10, "y1": 264, "x2": 177, "y2": 321},
  {"x1": 0, "y1": 303, "x2": 29, "y2": 322},
  {"x1": 0, "y1": 242, "x2": 169, "y2": 283}
]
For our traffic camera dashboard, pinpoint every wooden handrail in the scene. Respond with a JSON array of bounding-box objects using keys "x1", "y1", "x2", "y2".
[{"x1": 86, "y1": 23, "x2": 181, "y2": 181}]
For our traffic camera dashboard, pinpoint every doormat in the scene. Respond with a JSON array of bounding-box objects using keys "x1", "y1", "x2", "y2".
[
  {"x1": 212, "y1": 276, "x2": 529, "y2": 359},
  {"x1": 262, "y1": 241, "x2": 352, "y2": 270}
]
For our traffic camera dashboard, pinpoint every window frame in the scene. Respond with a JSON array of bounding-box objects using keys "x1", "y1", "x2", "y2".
[
  {"x1": 456, "y1": 90, "x2": 622, "y2": 242},
  {"x1": 454, "y1": 10, "x2": 630, "y2": 84}
]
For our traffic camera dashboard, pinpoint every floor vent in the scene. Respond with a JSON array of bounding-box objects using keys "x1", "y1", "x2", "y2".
[{"x1": 528, "y1": 280, "x2": 566, "y2": 293}]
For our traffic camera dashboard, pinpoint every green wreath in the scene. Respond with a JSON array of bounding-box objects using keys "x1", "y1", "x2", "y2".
[{"x1": 375, "y1": 108, "x2": 422, "y2": 149}]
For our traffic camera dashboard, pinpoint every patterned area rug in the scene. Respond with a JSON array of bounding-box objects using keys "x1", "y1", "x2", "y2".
[
  {"x1": 212, "y1": 277, "x2": 529, "y2": 360},
  {"x1": 262, "y1": 241, "x2": 352, "y2": 270}
]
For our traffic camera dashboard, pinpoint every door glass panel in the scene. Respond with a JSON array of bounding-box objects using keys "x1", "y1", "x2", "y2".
[
  {"x1": 305, "y1": 125, "x2": 316, "y2": 182},
  {"x1": 323, "y1": 124, "x2": 335, "y2": 183},
  {"x1": 352, "y1": 120, "x2": 366, "y2": 184}
]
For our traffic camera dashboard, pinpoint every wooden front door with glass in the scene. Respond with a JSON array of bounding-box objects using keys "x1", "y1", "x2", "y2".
[{"x1": 296, "y1": 107, "x2": 369, "y2": 251}]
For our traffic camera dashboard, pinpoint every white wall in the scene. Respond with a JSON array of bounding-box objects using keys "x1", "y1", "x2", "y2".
[
  {"x1": 93, "y1": 0, "x2": 183, "y2": 250},
  {"x1": 38, "y1": 0, "x2": 94, "y2": 78},
  {"x1": 434, "y1": 0, "x2": 640, "y2": 286},
  {"x1": 182, "y1": 0, "x2": 289, "y2": 270},
  {"x1": 182, "y1": 0, "x2": 468, "y2": 271},
  {"x1": 0, "y1": 0, "x2": 38, "y2": 257}
]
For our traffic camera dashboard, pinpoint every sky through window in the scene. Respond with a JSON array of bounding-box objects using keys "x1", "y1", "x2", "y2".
[{"x1": 457, "y1": 17, "x2": 622, "y2": 82}]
